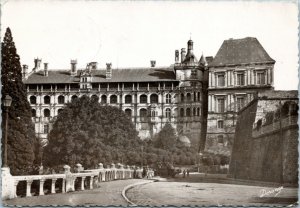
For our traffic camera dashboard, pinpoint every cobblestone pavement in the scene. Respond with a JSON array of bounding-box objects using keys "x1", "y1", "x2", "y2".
[
  {"x1": 4, "y1": 179, "x2": 148, "y2": 206},
  {"x1": 126, "y1": 180, "x2": 298, "y2": 206}
]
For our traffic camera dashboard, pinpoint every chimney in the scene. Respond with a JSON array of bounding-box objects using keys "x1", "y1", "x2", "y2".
[
  {"x1": 86, "y1": 63, "x2": 92, "y2": 73},
  {"x1": 70, "y1": 59, "x2": 77, "y2": 76},
  {"x1": 106, "y1": 63, "x2": 112, "y2": 79},
  {"x1": 175, "y1": 50, "x2": 179, "y2": 63},
  {"x1": 22, "y1": 65, "x2": 28, "y2": 79},
  {"x1": 44, "y1": 63, "x2": 48, "y2": 76},
  {"x1": 89, "y1": 62, "x2": 98, "y2": 70},
  {"x1": 181, "y1": 48, "x2": 186, "y2": 63},
  {"x1": 33, "y1": 58, "x2": 42, "y2": 72},
  {"x1": 150, "y1": 60, "x2": 156, "y2": 67}
]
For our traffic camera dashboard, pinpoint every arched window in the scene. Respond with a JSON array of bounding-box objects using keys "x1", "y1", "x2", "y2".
[
  {"x1": 198, "y1": 92, "x2": 201, "y2": 101},
  {"x1": 140, "y1": 108, "x2": 148, "y2": 117},
  {"x1": 101, "y1": 95, "x2": 107, "y2": 104},
  {"x1": 44, "y1": 109, "x2": 50, "y2": 117},
  {"x1": 194, "y1": 92, "x2": 196, "y2": 102},
  {"x1": 57, "y1": 108, "x2": 63, "y2": 115},
  {"x1": 151, "y1": 110, "x2": 156, "y2": 117},
  {"x1": 197, "y1": 107, "x2": 200, "y2": 116},
  {"x1": 58, "y1": 95, "x2": 65, "y2": 104},
  {"x1": 186, "y1": 108, "x2": 191, "y2": 117},
  {"x1": 44, "y1": 95, "x2": 50, "y2": 104},
  {"x1": 110, "y1": 95, "x2": 117, "y2": 104},
  {"x1": 186, "y1": 93, "x2": 191, "y2": 102},
  {"x1": 30, "y1": 96, "x2": 36, "y2": 104},
  {"x1": 166, "y1": 94, "x2": 171, "y2": 104},
  {"x1": 71, "y1": 95, "x2": 78, "y2": 102},
  {"x1": 181, "y1": 93, "x2": 185, "y2": 102},
  {"x1": 193, "y1": 108, "x2": 196, "y2": 116},
  {"x1": 31, "y1": 109, "x2": 36, "y2": 117},
  {"x1": 180, "y1": 108, "x2": 184, "y2": 117},
  {"x1": 140, "y1": 94, "x2": 147, "y2": 104},
  {"x1": 150, "y1": 94, "x2": 158, "y2": 104},
  {"x1": 125, "y1": 109, "x2": 132, "y2": 117},
  {"x1": 91, "y1": 95, "x2": 99, "y2": 102},
  {"x1": 165, "y1": 108, "x2": 171, "y2": 118},
  {"x1": 125, "y1": 95, "x2": 132, "y2": 104}
]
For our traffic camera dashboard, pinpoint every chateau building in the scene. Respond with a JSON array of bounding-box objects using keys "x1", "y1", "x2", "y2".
[
  {"x1": 23, "y1": 40, "x2": 207, "y2": 147},
  {"x1": 205, "y1": 37, "x2": 275, "y2": 155},
  {"x1": 22, "y1": 37, "x2": 275, "y2": 153}
]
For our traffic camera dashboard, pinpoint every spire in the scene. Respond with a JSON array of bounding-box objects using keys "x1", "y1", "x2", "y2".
[{"x1": 199, "y1": 53, "x2": 207, "y2": 66}]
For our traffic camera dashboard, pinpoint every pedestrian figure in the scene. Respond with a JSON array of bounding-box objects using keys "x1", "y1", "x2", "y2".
[
  {"x1": 183, "y1": 169, "x2": 186, "y2": 178},
  {"x1": 187, "y1": 169, "x2": 190, "y2": 177}
]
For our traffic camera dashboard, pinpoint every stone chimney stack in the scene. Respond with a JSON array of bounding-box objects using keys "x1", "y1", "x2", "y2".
[
  {"x1": 70, "y1": 59, "x2": 77, "y2": 76},
  {"x1": 33, "y1": 58, "x2": 42, "y2": 72},
  {"x1": 44, "y1": 63, "x2": 48, "y2": 76},
  {"x1": 181, "y1": 48, "x2": 186, "y2": 63},
  {"x1": 175, "y1": 50, "x2": 179, "y2": 63},
  {"x1": 150, "y1": 60, "x2": 156, "y2": 67},
  {"x1": 106, "y1": 63, "x2": 112, "y2": 79},
  {"x1": 22, "y1": 65, "x2": 28, "y2": 79}
]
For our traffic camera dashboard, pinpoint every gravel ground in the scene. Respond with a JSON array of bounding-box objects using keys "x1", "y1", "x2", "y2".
[
  {"x1": 4, "y1": 179, "x2": 148, "y2": 206},
  {"x1": 126, "y1": 180, "x2": 298, "y2": 206}
]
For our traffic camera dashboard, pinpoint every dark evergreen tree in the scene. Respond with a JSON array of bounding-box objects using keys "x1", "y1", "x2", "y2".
[
  {"x1": 153, "y1": 123, "x2": 177, "y2": 150},
  {"x1": 1, "y1": 27, "x2": 37, "y2": 175}
]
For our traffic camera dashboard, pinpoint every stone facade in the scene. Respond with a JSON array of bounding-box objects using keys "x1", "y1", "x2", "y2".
[
  {"x1": 23, "y1": 40, "x2": 207, "y2": 147},
  {"x1": 205, "y1": 37, "x2": 275, "y2": 155},
  {"x1": 229, "y1": 90, "x2": 298, "y2": 184}
]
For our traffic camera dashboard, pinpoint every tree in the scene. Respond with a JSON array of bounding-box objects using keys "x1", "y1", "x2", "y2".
[
  {"x1": 1, "y1": 27, "x2": 37, "y2": 175},
  {"x1": 153, "y1": 123, "x2": 177, "y2": 150},
  {"x1": 43, "y1": 95, "x2": 140, "y2": 168}
]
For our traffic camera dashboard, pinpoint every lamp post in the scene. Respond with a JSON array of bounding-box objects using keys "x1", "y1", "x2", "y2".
[{"x1": 3, "y1": 95, "x2": 12, "y2": 168}]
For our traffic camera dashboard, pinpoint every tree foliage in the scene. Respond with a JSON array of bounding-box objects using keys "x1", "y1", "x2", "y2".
[{"x1": 1, "y1": 27, "x2": 37, "y2": 175}]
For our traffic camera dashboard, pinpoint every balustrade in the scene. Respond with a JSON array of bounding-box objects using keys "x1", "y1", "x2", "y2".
[{"x1": 2, "y1": 163, "x2": 150, "y2": 200}]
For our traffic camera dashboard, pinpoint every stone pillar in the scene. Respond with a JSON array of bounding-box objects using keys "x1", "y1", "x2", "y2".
[
  {"x1": 89, "y1": 176, "x2": 93, "y2": 189},
  {"x1": 98, "y1": 163, "x2": 104, "y2": 169},
  {"x1": 51, "y1": 179, "x2": 57, "y2": 194},
  {"x1": 62, "y1": 179, "x2": 66, "y2": 193},
  {"x1": 1, "y1": 167, "x2": 15, "y2": 200},
  {"x1": 26, "y1": 180, "x2": 33, "y2": 197},
  {"x1": 81, "y1": 177, "x2": 86, "y2": 190},
  {"x1": 64, "y1": 165, "x2": 75, "y2": 192},
  {"x1": 39, "y1": 179, "x2": 45, "y2": 196}
]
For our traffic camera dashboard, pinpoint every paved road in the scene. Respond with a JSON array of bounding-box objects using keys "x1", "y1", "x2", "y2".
[
  {"x1": 126, "y1": 181, "x2": 298, "y2": 206},
  {"x1": 4, "y1": 179, "x2": 148, "y2": 206}
]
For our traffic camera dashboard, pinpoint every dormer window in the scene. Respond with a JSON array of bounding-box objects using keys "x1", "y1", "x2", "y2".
[
  {"x1": 237, "y1": 72, "x2": 245, "y2": 86},
  {"x1": 217, "y1": 74, "x2": 225, "y2": 87},
  {"x1": 256, "y1": 71, "x2": 266, "y2": 85}
]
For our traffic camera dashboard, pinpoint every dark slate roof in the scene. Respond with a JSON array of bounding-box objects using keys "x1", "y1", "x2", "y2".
[
  {"x1": 209, "y1": 37, "x2": 275, "y2": 67},
  {"x1": 24, "y1": 67, "x2": 176, "y2": 84}
]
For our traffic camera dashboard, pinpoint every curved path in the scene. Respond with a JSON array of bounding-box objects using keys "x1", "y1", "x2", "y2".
[{"x1": 4, "y1": 179, "x2": 148, "y2": 206}]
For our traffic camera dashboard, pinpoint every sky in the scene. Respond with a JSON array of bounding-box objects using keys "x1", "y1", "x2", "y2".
[{"x1": 1, "y1": 0, "x2": 299, "y2": 90}]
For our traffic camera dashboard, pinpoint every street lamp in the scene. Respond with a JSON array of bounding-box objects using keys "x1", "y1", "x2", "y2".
[{"x1": 3, "y1": 95, "x2": 12, "y2": 168}]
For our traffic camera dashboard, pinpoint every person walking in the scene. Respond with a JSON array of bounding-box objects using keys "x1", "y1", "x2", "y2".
[
  {"x1": 187, "y1": 169, "x2": 190, "y2": 177},
  {"x1": 183, "y1": 169, "x2": 186, "y2": 178}
]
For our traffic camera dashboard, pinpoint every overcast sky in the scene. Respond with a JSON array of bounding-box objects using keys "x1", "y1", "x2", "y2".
[{"x1": 1, "y1": 0, "x2": 298, "y2": 90}]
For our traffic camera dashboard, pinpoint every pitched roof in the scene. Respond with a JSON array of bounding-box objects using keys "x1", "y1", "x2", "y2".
[
  {"x1": 24, "y1": 67, "x2": 177, "y2": 84},
  {"x1": 209, "y1": 37, "x2": 275, "y2": 67}
]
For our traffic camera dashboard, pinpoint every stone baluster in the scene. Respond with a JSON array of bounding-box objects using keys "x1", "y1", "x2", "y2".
[
  {"x1": 81, "y1": 177, "x2": 86, "y2": 190},
  {"x1": 39, "y1": 179, "x2": 45, "y2": 196},
  {"x1": 51, "y1": 179, "x2": 57, "y2": 194},
  {"x1": 26, "y1": 180, "x2": 33, "y2": 197},
  {"x1": 89, "y1": 176, "x2": 94, "y2": 189},
  {"x1": 13, "y1": 181, "x2": 19, "y2": 198}
]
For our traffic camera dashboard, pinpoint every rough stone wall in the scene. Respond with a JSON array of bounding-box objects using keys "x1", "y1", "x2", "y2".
[{"x1": 229, "y1": 97, "x2": 298, "y2": 184}]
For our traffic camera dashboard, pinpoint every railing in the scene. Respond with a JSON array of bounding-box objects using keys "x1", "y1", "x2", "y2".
[{"x1": 2, "y1": 163, "x2": 153, "y2": 200}]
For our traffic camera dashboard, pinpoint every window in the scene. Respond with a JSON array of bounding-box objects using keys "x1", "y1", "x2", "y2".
[
  {"x1": 197, "y1": 107, "x2": 200, "y2": 116},
  {"x1": 125, "y1": 95, "x2": 132, "y2": 104},
  {"x1": 198, "y1": 92, "x2": 201, "y2": 101},
  {"x1": 217, "y1": 120, "x2": 224, "y2": 128},
  {"x1": 58, "y1": 95, "x2": 65, "y2": 104},
  {"x1": 71, "y1": 95, "x2": 78, "y2": 102},
  {"x1": 256, "y1": 71, "x2": 266, "y2": 85},
  {"x1": 180, "y1": 108, "x2": 184, "y2": 117},
  {"x1": 140, "y1": 95, "x2": 147, "y2": 103},
  {"x1": 151, "y1": 110, "x2": 156, "y2": 117},
  {"x1": 186, "y1": 93, "x2": 191, "y2": 102},
  {"x1": 110, "y1": 95, "x2": 117, "y2": 104},
  {"x1": 237, "y1": 73, "x2": 245, "y2": 86},
  {"x1": 31, "y1": 109, "x2": 36, "y2": 117},
  {"x1": 101, "y1": 95, "x2": 107, "y2": 104},
  {"x1": 165, "y1": 108, "x2": 171, "y2": 118},
  {"x1": 44, "y1": 109, "x2": 50, "y2": 117},
  {"x1": 125, "y1": 109, "x2": 132, "y2": 117},
  {"x1": 186, "y1": 108, "x2": 191, "y2": 117},
  {"x1": 181, "y1": 93, "x2": 185, "y2": 102},
  {"x1": 140, "y1": 108, "x2": 147, "y2": 117},
  {"x1": 217, "y1": 135, "x2": 224, "y2": 144},
  {"x1": 193, "y1": 108, "x2": 196, "y2": 116},
  {"x1": 217, "y1": 74, "x2": 225, "y2": 87},
  {"x1": 194, "y1": 92, "x2": 196, "y2": 102},
  {"x1": 44, "y1": 95, "x2": 50, "y2": 104},
  {"x1": 217, "y1": 98, "x2": 225, "y2": 113},
  {"x1": 236, "y1": 97, "x2": 245, "y2": 111},
  {"x1": 44, "y1": 125, "x2": 49, "y2": 134},
  {"x1": 150, "y1": 94, "x2": 158, "y2": 104},
  {"x1": 30, "y1": 96, "x2": 36, "y2": 104},
  {"x1": 166, "y1": 94, "x2": 171, "y2": 104}
]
